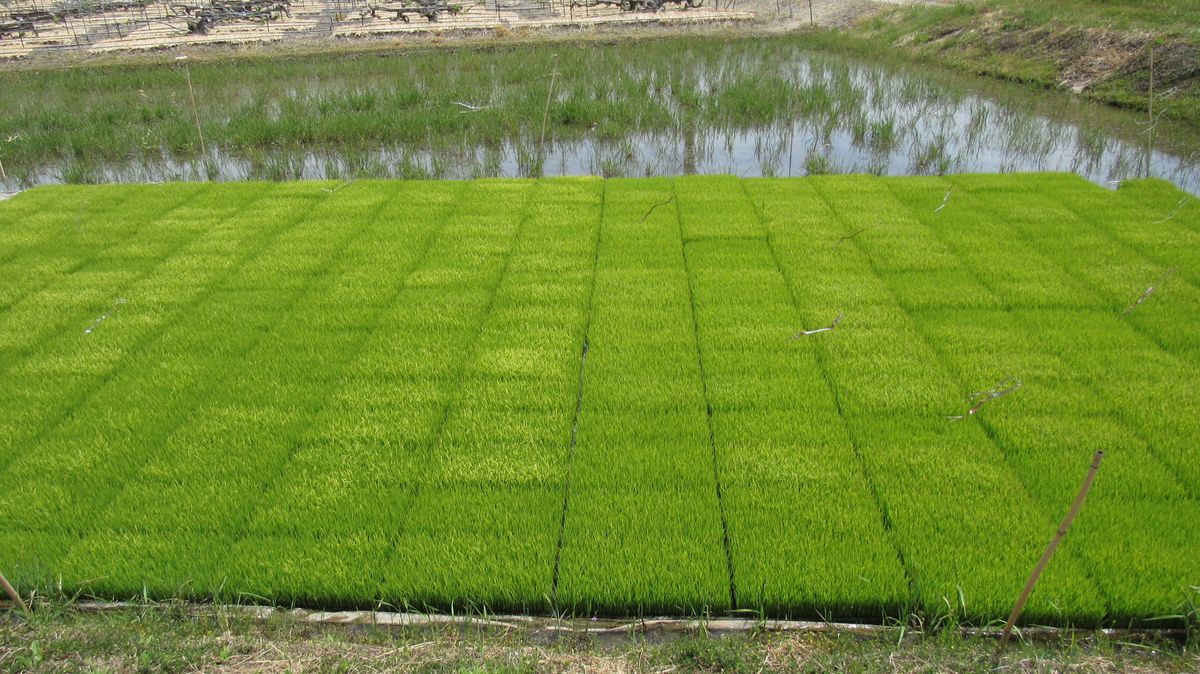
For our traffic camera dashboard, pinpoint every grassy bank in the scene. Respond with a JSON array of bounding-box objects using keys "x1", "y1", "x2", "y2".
[
  {"x1": 2, "y1": 175, "x2": 1199, "y2": 624},
  {"x1": 823, "y1": 0, "x2": 1200, "y2": 127},
  {"x1": 1, "y1": 604, "x2": 1196, "y2": 673}
]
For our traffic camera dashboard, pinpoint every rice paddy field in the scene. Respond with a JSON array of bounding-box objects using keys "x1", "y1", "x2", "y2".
[
  {"x1": 0, "y1": 173, "x2": 1197, "y2": 627},
  {"x1": 3, "y1": 36, "x2": 1200, "y2": 192}
]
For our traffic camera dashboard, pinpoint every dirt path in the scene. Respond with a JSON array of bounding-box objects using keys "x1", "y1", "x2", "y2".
[
  {"x1": 742, "y1": 0, "x2": 950, "y2": 29},
  {"x1": 0, "y1": 0, "x2": 943, "y2": 62}
]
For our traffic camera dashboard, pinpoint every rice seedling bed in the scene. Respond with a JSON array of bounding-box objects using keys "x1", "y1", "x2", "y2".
[{"x1": 0, "y1": 174, "x2": 1196, "y2": 625}]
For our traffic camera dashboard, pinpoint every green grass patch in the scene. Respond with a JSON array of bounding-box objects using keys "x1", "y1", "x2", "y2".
[{"x1": 0, "y1": 174, "x2": 1197, "y2": 626}]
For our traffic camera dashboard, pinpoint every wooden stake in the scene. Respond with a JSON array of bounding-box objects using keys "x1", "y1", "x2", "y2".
[
  {"x1": 1146, "y1": 45, "x2": 1154, "y2": 179},
  {"x1": 0, "y1": 571, "x2": 29, "y2": 614},
  {"x1": 181, "y1": 59, "x2": 207, "y2": 159},
  {"x1": 998, "y1": 451, "x2": 1104, "y2": 650},
  {"x1": 538, "y1": 67, "x2": 558, "y2": 165}
]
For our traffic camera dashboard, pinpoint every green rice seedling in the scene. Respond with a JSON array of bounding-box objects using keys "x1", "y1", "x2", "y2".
[
  {"x1": 877, "y1": 174, "x2": 1200, "y2": 623},
  {"x1": 0, "y1": 186, "x2": 387, "y2": 541},
  {"x1": 556, "y1": 485, "x2": 732, "y2": 616},
  {"x1": 0, "y1": 183, "x2": 210, "y2": 320},
  {"x1": 382, "y1": 485, "x2": 566, "y2": 613},
  {"x1": 779, "y1": 177, "x2": 1112, "y2": 624},
  {"x1": 1009, "y1": 178, "x2": 1200, "y2": 363},
  {"x1": 56, "y1": 531, "x2": 235, "y2": 601},
  {"x1": 555, "y1": 179, "x2": 730, "y2": 615},
  {"x1": 0, "y1": 184, "x2": 282, "y2": 472},
  {"x1": 0, "y1": 532, "x2": 76, "y2": 594},
  {"x1": 0, "y1": 175, "x2": 1196, "y2": 624},
  {"x1": 683, "y1": 236, "x2": 909, "y2": 619},
  {"x1": 374, "y1": 181, "x2": 601, "y2": 613},
  {"x1": 209, "y1": 181, "x2": 536, "y2": 607},
  {"x1": 220, "y1": 533, "x2": 390, "y2": 607},
  {"x1": 675, "y1": 176, "x2": 761, "y2": 240}
]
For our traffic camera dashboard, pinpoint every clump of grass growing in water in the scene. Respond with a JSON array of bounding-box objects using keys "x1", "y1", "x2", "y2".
[
  {"x1": 804, "y1": 149, "x2": 835, "y2": 175},
  {"x1": 913, "y1": 133, "x2": 952, "y2": 174},
  {"x1": 869, "y1": 115, "x2": 898, "y2": 152}
]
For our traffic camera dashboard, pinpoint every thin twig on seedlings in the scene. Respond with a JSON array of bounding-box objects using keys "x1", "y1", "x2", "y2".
[
  {"x1": 452, "y1": 101, "x2": 488, "y2": 113},
  {"x1": 84, "y1": 298, "x2": 128, "y2": 335},
  {"x1": 947, "y1": 378, "x2": 1021, "y2": 420},
  {"x1": 639, "y1": 195, "x2": 673, "y2": 223},
  {"x1": 1123, "y1": 267, "x2": 1177, "y2": 315},
  {"x1": 831, "y1": 223, "x2": 877, "y2": 248},
  {"x1": 321, "y1": 181, "x2": 353, "y2": 194},
  {"x1": 75, "y1": 199, "x2": 93, "y2": 232},
  {"x1": 934, "y1": 189, "x2": 952, "y2": 213},
  {"x1": 1153, "y1": 197, "x2": 1192, "y2": 224},
  {"x1": 792, "y1": 312, "x2": 843, "y2": 338}
]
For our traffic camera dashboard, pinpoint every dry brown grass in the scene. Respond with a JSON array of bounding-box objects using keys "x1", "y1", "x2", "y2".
[{"x1": 1, "y1": 603, "x2": 1196, "y2": 673}]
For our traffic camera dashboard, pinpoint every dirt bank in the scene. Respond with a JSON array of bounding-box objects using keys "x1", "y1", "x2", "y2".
[
  {"x1": 830, "y1": 0, "x2": 1200, "y2": 127},
  {"x1": 0, "y1": 0, "x2": 920, "y2": 67}
]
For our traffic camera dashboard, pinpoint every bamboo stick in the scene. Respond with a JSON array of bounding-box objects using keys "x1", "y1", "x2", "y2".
[
  {"x1": 0, "y1": 571, "x2": 29, "y2": 614},
  {"x1": 536, "y1": 66, "x2": 557, "y2": 175},
  {"x1": 998, "y1": 451, "x2": 1104, "y2": 650},
  {"x1": 1146, "y1": 45, "x2": 1154, "y2": 178},
  {"x1": 178, "y1": 56, "x2": 207, "y2": 160}
]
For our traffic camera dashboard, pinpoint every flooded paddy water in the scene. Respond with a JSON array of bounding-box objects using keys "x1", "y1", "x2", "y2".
[{"x1": 1, "y1": 37, "x2": 1197, "y2": 192}]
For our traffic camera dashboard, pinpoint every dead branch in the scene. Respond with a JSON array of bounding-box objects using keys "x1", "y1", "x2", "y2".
[
  {"x1": 569, "y1": 0, "x2": 699, "y2": 10},
  {"x1": 10, "y1": 0, "x2": 154, "y2": 23},
  {"x1": 792, "y1": 312, "x2": 843, "y2": 338},
  {"x1": 948, "y1": 378, "x2": 1021, "y2": 420},
  {"x1": 1123, "y1": 267, "x2": 1177, "y2": 315},
  {"x1": 321, "y1": 181, "x2": 353, "y2": 194},
  {"x1": 0, "y1": 18, "x2": 34, "y2": 37},
  {"x1": 831, "y1": 224, "x2": 876, "y2": 248},
  {"x1": 639, "y1": 195, "x2": 674, "y2": 223},
  {"x1": 934, "y1": 189, "x2": 952, "y2": 213},
  {"x1": 365, "y1": 0, "x2": 464, "y2": 22},
  {"x1": 10, "y1": 10, "x2": 54, "y2": 22},
  {"x1": 171, "y1": 0, "x2": 291, "y2": 32}
]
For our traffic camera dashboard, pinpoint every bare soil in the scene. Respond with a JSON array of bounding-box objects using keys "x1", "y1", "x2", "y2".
[
  {"x1": 0, "y1": 0, "x2": 936, "y2": 63},
  {"x1": 924, "y1": 13, "x2": 1200, "y2": 95}
]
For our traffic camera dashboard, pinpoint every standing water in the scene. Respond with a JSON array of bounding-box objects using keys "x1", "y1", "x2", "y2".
[{"x1": 1, "y1": 39, "x2": 1197, "y2": 192}]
